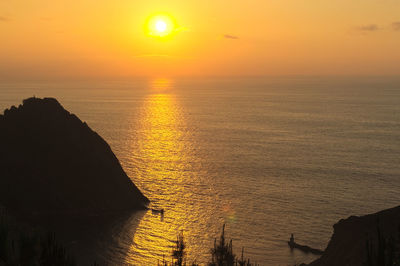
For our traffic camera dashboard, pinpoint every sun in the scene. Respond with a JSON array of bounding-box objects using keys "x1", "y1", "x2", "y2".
[
  {"x1": 145, "y1": 14, "x2": 176, "y2": 38},
  {"x1": 155, "y1": 20, "x2": 167, "y2": 33}
]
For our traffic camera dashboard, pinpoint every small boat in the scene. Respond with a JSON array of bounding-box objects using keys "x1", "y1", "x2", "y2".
[{"x1": 151, "y1": 208, "x2": 164, "y2": 215}]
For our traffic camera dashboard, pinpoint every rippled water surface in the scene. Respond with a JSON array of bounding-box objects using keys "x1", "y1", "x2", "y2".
[{"x1": 1, "y1": 77, "x2": 400, "y2": 265}]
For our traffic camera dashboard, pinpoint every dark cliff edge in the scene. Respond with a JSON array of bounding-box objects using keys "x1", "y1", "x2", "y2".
[
  {"x1": 0, "y1": 97, "x2": 149, "y2": 216},
  {"x1": 307, "y1": 205, "x2": 400, "y2": 266}
]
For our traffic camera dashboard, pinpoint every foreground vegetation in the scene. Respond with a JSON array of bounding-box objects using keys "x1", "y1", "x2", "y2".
[
  {"x1": 0, "y1": 211, "x2": 75, "y2": 266},
  {"x1": 1, "y1": 208, "x2": 257, "y2": 266},
  {"x1": 365, "y1": 219, "x2": 400, "y2": 266},
  {"x1": 3, "y1": 209, "x2": 400, "y2": 266},
  {"x1": 159, "y1": 224, "x2": 258, "y2": 266},
  {"x1": 1, "y1": 208, "x2": 256, "y2": 266}
]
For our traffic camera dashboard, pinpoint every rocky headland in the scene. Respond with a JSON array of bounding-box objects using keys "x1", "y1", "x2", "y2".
[
  {"x1": 0, "y1": 97, "x2": 149, "y2": 216},
  {"x1": 307, "y1": 205, "x2": 400, "y2": 266}
]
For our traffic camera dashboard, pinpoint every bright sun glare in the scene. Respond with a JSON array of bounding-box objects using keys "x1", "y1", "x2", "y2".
[
  {"x1": 145, "y1": 14, "x2": 175, "y2": 38},
  {"x1": 155, "y1": 20, "x2": 167, "y2": 33}
]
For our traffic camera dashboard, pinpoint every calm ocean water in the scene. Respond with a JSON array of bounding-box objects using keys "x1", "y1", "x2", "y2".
[{"x1": 1, "y1": 77, "x2": 400, "y2": 265}]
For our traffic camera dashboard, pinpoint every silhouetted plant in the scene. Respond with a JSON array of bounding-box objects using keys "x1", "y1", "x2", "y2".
[
  {"x1": 19, "y1": 233, "x2": 39, "y2": 265},
  {"x1": 0, "y1": 210, "x2": 75, "y2": 266},
  {"x1": 0, "y1": 214, "x2": 9, "y2": 263},
  {"x1": 237, "y1": 247, "x2": 256, "y2": 266},
  {"x1": 365, "y1": 218, "x2": 400, "y2": 266},
  {"x1": 159, "y1": 225, "x2": 257, "y2": 266},
  {"x1": 209, "y1": 224, "x2": 235, "y2": 266},
  {"x1": 158, "y1": 231, "x2": 199, "y2": 266},
  {"x1": 40, "y1": 233, "x2": 76, "y2": 266},
  {"x1": 172, "y1": 231, "x2": 186, "y2": 266}
]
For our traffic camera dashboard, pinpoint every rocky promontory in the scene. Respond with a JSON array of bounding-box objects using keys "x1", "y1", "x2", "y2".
[
  {"x1": 308, "y1": 205, "x2": 400, "y2": 266},
  {"x1": 0, "y1": 97, "x2": 149, "y2": 215}
]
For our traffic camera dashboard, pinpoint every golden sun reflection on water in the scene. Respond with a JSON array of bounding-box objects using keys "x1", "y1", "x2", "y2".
[
  {"x1": 150, "y1": 78, "x2": 174, "y2": 92},
  {"x1": 125, "y1": 83, "x2": 219, "y2": 264}
]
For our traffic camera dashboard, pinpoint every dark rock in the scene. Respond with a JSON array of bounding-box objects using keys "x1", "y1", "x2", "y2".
[
  {"x1": 307, "y1": 205, "x2": 400, "y2": 266},
  {"x1": 0, "y1": 97, "x2": 149, "y2": 215}
]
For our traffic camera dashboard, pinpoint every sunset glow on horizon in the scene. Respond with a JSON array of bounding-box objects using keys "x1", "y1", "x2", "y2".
[{"x1": 0, "y1": 1, "x2": 400, "y2": 80}]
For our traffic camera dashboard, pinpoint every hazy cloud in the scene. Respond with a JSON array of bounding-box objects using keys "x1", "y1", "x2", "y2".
[
  {"x1": 355, "y1": 22, "x2": 400, "y2": 33},
  {"x1": 223, "y1": 34, "x2": 239, "y2": 40},
  {"x1": 357, "y1": 24, "x2": 380, "y2": 32},
  {"x1": 392, "y1": 22, "x2": 400, "y2": 31},
  {"x1": 0, "y1": 16, "x2": 10, "y2": 22}
]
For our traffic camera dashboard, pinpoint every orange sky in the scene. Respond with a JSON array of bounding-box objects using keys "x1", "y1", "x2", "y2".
[{"x1": 1, "y1": 0, "x2": 400, "y2": 80}]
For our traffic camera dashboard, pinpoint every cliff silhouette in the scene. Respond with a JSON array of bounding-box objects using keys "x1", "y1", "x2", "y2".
[
  {"x1": 0, "y1": 97, "x2": 149, "y2": 215},
  {"x1": 307, "y1": 205, "x2": 400, "y2": 266}
]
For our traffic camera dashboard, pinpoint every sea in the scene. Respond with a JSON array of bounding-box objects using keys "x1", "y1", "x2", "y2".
[{"x1": 1, "y1": 76, "x2": 400, "y2": 265}]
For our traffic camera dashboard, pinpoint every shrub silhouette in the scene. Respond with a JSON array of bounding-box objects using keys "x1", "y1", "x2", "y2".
[
  {"x1": 237, "y1": 247, "x2": 255, "y2": 266},
  {"x1": 209, "y1": 224, "x2": 257, "y2": 266},
  {"x1": 0, "y1": 211, "x2": 75, "y2": 266},
  {"x1": 209, "y1": 224, "x2": 235, "y2": 266},
  {"x1": 365, "y1": 218, "x2": 400, "y2": 266},
  {"x1": 40, "y1": 233, "x2": 75, "y2": 266},
  {"x1": 159, "y1": 224, "x2": 257, "y2": 266},
  {"x1": 172, "y1": 231, "x2": 186, "y2": 266},
  {"x1": 158, "y1": 231, "x2": 199, "y2": 266}
]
